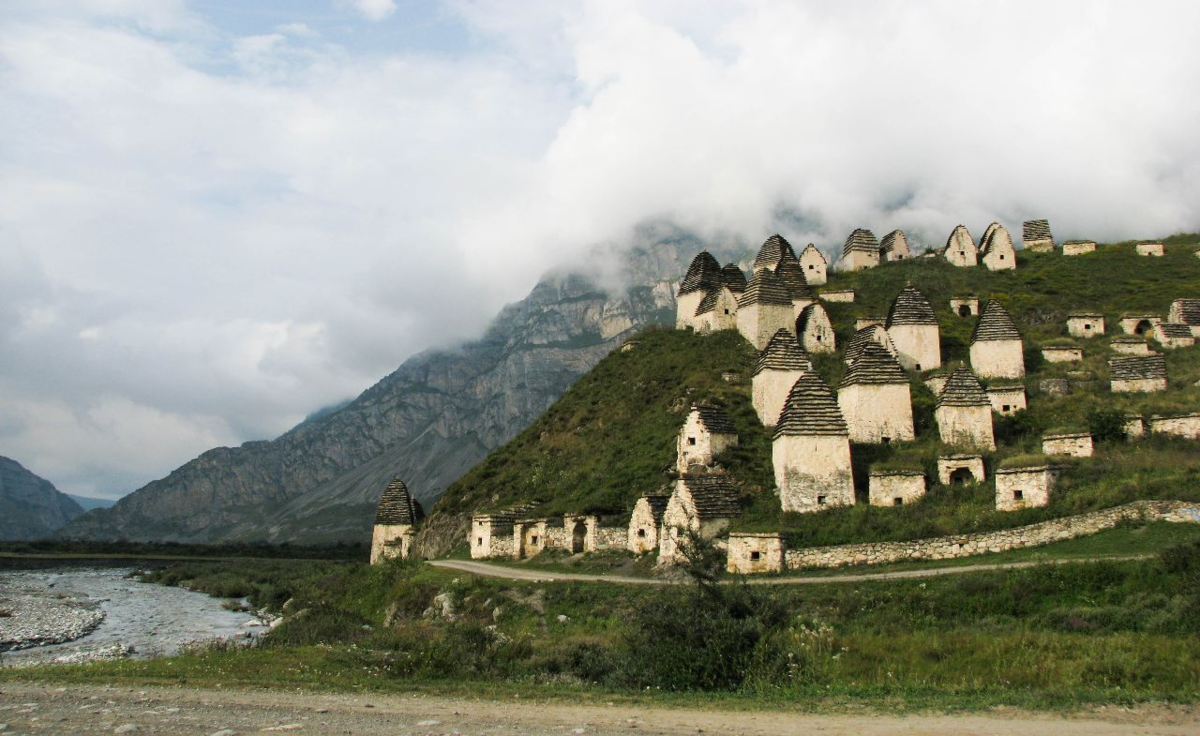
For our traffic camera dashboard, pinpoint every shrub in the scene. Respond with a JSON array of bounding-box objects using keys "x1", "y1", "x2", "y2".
[{"x1": 1087, "y1": 407, "x2": 1128, "y2": 443}]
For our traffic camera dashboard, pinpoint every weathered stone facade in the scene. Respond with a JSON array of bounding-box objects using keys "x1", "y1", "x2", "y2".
[
  {"x1": 950, "y1": 297, "x2": 979, "y2": 317},
  {"x1": 1153, "y1": 322, "x2": 1196, "y2": 349},
  {"x1": 1042, "y1": 346, "x2": 1083, "y2": 363},
  {"x1": 659, "y1": 476, "x2": 741, "y2": 565},
  {"x1": 628, "y1": 495, "x2": 670, "y2": 554},
  {"x1": 880, "y1": 230, "x2": 910, "y2": 262},
  {"x1": 1022, "y1": 219, "x2": 1055, "y2": 252},
  {"x1": 1125, "y1": 414, "x2": 1146, "y2": 438},
  {"x1": 943, "y1": 225, "x2": 978, "y2": 267},
  {"x1": 986, "y1": 385, "x2": 1027, "y2": 414},
  {"x1": 886, "y1": 285, "x2": 941, "y2": 371},
  {"x1": 780, "y1": 500, "x2": 1200, "y2": 570},
  {"x1": 1136, "y1": 242, "x2": 1165, "y2": 256},
  {"x1": 855, "y1": 317, "x2": 885, "y2": 330},
  {"x1": 838, "y1": 343, "x2": 914, "y2": 444},
  {"x1": 676, "y1": 251, "x2": 723, "y2": 330},
  {"x1": 371, "y1": 524, "x2": 416, "y2": 564},
  {"x1": 821, "y1": 289, "x2": 855, "y2": 303},
  {"x1": 773, "y1": 372, "x2": 854, "y2": 513},
  {"x1": 736, "y1": 268, "x2": 795, "y2": 350},
  {"x1": 979, "y1": 222, "x2": 1017, "y2": 271},
  {"x1": 969, "y1": 301, "x2": 1024, "y2": 378},
  {"x1": 692, "y1": 286, "x2": 740, "y2": 334},
  {"x1": 1111, "y1": 336, "x2": 1152, "y2": 355},
  {"x1": 799, "y1": 244, "x2": 828, "y2": 286},
  {"x1": 937, "y1": 454, "x2": 985, "y2": 485},
  {"x1": 1167, "y1": 299, "x2": 1200, "y2": 336},
  {"x1": 1062, "y1": 240, "x2": 1097, "y2": 256},
  {"x1": 677, "y1": 403, "x2": 739, "y2": 473},
  {"x1": 471, "y1": 513, "x2": 515, "y2": 559},
  {"x1": 935, "y1": 368, "x2": 995, "y2": 449},
  {"x1": 868, "y1": 470, "x2": 926, "y2": 506},
  {"x1": 371, "y1": 476, "x2": 425, "y2": 564},
  {"x1": 797, "y1": 303, "x2": 836, "y2": 353},
  {"x1": 1043, "y1": 432, "x2": 1093, "y2": 457},
  {"x1": 1149, "y1": 413, "x2": 1200, "y2": 439},
  {"x1": 726, "y1": 532, "x2": 786, "y2": 574},
  {"x1": 1110, "y1": 354, "x2": 1167, "y2": 393},
  {"x1": 1067, "y1": 314, "x2": 1105, "y2": 338},
  {"x1": 841, "y1": 228, "x2": 880, "y2": 271},
  {"x1": 995, "y1": 465, "x2": 1055, "y2": 511},
  {"x1": 752, "y1": 329, "x2": 811, "y2": 427},
  {"x1": 1119, "y1": 314, "x2": 1162, "y2": 336}
]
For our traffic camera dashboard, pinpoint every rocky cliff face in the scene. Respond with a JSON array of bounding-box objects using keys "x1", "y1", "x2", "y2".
[
  {"x1": 61, "y1": 231, "x2": 716, "y2": 544},
  {"x1": 0, "y1": 456, "x2": 85, "y2": 540}
]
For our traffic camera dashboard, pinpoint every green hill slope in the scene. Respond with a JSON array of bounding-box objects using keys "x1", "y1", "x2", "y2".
[{"x1": 426, "y1": 236, "x2": 1200, "y2": 552}]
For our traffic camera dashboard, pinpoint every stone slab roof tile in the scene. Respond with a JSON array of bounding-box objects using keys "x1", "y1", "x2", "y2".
[
  {"x1": 880, "y1": 229, "x2": 909, "y2": 255},
  {"x1": 1110, "y1": 354, "x2": 1167, "y2": 380},
  {"x1": 842, "y1": 228, "x2": 880, "y2": 257},
  {"x1": 738, "y1": 267, "x2": 794, "y2": 307},
  {"x1": 693, "y1": 402, "x2": 738, "y2": 436},
  {"x1": 375, "y1": 476, "x2": 425, "y2": 525},
  {"x1": 753, "y1": 234, "x2": 798, "y2": 271},
  {"x1": 1023, "y1": 219, "x2": 1053, "y2": 241},
  {"x1": 840, "y1": 341, "x2": 908, "y2": 386},
  {"x1": 1158, "y1": 322, "x2": 1194, "y2": 339},
  {"x1": 679, "y1": 251, "x2": 723, "y2": 296},
  {"x1": 774, "y1": 371, "x2": 849, "y2": 437},
  {"x1": 721, "y1": 264, "x2": 747, "y2": 293},
  {"x1": 753, "y1": 329, "x2": 813, "y2": 376},
  {"x1": 1172, "y1": 299, "x2": 1200, "y2": 325},
  {"x1": 774, "y1": 259, "x2": 814, "y2": 300},
  {"x1": 886, "y1": 285, "x2": 938, "y2": 327},
  {"x1": 971, "y1": 301, "x2": 1021, "y2": 343},
  {"x1": 936, "y1": 367, "x2": 991, "y2": 408},
  {"x1": 679, "y1": 476, "x2": 742, "y2": 520}
]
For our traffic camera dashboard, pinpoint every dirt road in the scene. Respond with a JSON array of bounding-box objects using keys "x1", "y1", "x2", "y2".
[
  {"x1": 429, "y1": 555, "x2": 1148, "y2": 585},
  {"x1": 1, "y1": 682, "x2": 1197, "y2": 736}
]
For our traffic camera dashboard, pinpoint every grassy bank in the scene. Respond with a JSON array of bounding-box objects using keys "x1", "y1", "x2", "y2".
[{"x1": 6, "y1": 538, "x2": 1199, "y2": 712}]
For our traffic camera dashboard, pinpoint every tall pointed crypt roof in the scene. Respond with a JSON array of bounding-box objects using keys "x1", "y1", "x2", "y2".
[
  {"x1": 738, "y1": 267, "x2": 793, "y2": 307},
  {"x1": 753, "y1": 234, "x2": 798, "y2": 271},
  {"x1": 679, "y1": 251, "x2": 723, "y2": 296},
  {"x1": 774, "y1": 371, "x2": 849, "y2": 438},
  {"x1": 943, "y1": 224, "x2": 974, "y2": 253},
  {"x1": 774, "y1": 259, "x2": 814, "y2": 301},
  {"x1": 840, "y1": 342, "x2": 908, "y2": 386},
  {"x1": 375, "y1": 476, "x2": 425, "y2": 526},
  {"x1": 721, "y1": 263, "x2": 748, "y2": 292},
  {"x1": 843, "y1": 325, "x2": 895, "y2": 364},
  {"x1": 842, "y1": 228, "x2": 880, "y2": 257},
  {"x1": 753, "y1": 329, "x2": 812, "y2": 376},
  {"x1": 880, "y1": 230, "x2": 909, "y2": 256},
  {"x1": 1023, "y1": 219, "x2": 1053, "y2": 242},
  {"x1": 886, "y1": 285, "x2": 938, "y2": 327},
  {"x1": 979, "y1": 222, "x2": 1013, "y2": 255},
  {"x1": 936, "y1": 367, "x2": 991, "y2": 408},
  {"x1": 971, "y1": 301, "x2": 1021, "y2": 343},
  {"x1": 691, "y1": 402, "x2": 738, "y2": 436}
]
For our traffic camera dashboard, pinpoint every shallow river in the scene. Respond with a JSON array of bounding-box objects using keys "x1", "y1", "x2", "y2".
[{"x1": 0, "y1": 566, "x2": 268, "y2": 666}]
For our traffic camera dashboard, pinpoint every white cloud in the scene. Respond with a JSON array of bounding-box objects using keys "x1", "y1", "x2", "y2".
[{"x1": 345, "y1": 0, "x2": 397, "y2": 22}]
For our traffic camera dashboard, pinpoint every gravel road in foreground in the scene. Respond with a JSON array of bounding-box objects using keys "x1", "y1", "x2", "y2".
[{"x1": 0, "y1": 683, "x2": 1196, "y2": 736}]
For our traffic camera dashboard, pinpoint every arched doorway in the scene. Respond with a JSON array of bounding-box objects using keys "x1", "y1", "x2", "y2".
[
  {"x1": 1135, "y1": 319, "x2": 1153, "y2": 335},
  {"x1": 958, "y1": 305, "x2": 972, "y2": 317},
  {"x1": 570, "y1": 521, "x2": 586, "y2": 553},
  {"x1": 950, "y1": 468, "x2": 973, "y2": 485}
]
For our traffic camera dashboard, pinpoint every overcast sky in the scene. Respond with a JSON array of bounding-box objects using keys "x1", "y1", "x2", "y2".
[{"x1": 2, "y1": 1, "x2": 1198, "y2": 499}]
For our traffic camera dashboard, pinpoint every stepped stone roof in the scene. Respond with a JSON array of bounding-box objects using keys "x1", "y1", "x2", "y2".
[
  {"x1": 693, "y1": 288, "x2": 723, "y2": 316},
  {"x1": 796, "y1": 302, "x2": 829, "y2": 333},
  {"x1": 840, "y1": 342, "x2": 907, "y2": 387},
  {"x1": 738, "y1": 267, "x2": 793, "y2": 307},
  {"x1": 936, "y1": 367, "x2": 991, "y2": 408},
  {"x1": 692, "y1": 402, "x2": 737, "y2": 435},
  {"x1": 842, "y1": 228, "x2": 880, "y2": 257},
  {"x1": 943, "y1": 224, "x2": 974, "y2": 252},
  {"x1": 844, "y1": 325, "x2": 892, "y2": 364},
  {"x1": 800, "y1": 243, "x2": 826, "y2": 263},
  {"x1": 971, "y1": 301, "x2": 1021, "y2": 343},
  {"x1": 881, "y1": 230, "x2": 908, "y2": 255},
  {"x1": 679, "y1": 476, "x2": 742, "y2": 520},
  {"x1": 753, "y1": 234, "x2": 798, "y2": 271},
  {"x1": 1110, "y1": 354, "x2": 1167, "y2": 380},
  {"x1": 774, "y1": 371, "x2": 849, "y2": 438},
  {"x1": 721, "y1": 264, "x2": 748, "y2": 292},
  {"x1": 1024, "y1": 219, "x2": 1052, "y2": 241},
  {"x1": 1172, "y1": 299, "x2": 1200, "y2": 325},
  {"x1": 679, "y1": 251, "x2": 723, "y2": 296},
  {"x1": 1158, "y1": 322, "x2": 1194, "y2": 339},
  {"x1": 774, "y1": 259, "x2": 814, "y2": 300},
  {"x1": 375, "y1": 476, "x2": 425, "y2": 526},
  {"x1": 753, "y1": 329, "x2": 812, "y2": 376},
  {"x1": 886, "y1": 285, "x2": 938, "y2": 327},
  {"x1": 637, "y1": 494, "x2": 671, "y2": 524},
  {"x1": 980, "y1": 222, "x2": 1013, "y2": 255}
]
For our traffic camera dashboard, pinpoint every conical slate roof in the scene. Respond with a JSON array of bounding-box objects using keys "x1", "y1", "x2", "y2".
[
  {"x1": 1023, "y1": 219, "x2": 1052, "y2": 241},
  {"x1": 886, "y1": 285, "x2": 938, "y2": 327},
  {"x1": 971, "y1": 301, "x2": 1021, "y2": 343},
  {"x1": 678, "y1": 476, "x2": 742, "y2": 520},
  {"x1": 691, "y1": 402, "x2": 738, "y2": 436},
  {"x1": 840, "y1": 342, "x2": 907, "y2": 386},
  {"x1": 1110, "y1": 354, "x2": 1167, "y2": 381},
  {"x1": 936, "y1": 367, "x2": 990, "y2": 408},
  {"x1": 721, "y1": 263, "x2": 747, "y2": 292},
  {"x1": 842, "y1": 228, "x2": 880, "y2": 257},
  {"x1": 774, "y1": 259, "x2": 814, "y2": 301},
  {"x1": 679, "y1": 251, "x2": 723, "y2": 296},
  {"x1": 774, "y1": 371, "x2": 849, "y2": 438},
  {"x1": 753, "y1": 234, "x2": 797, "y2": 271},
  {"x1": 880, "y1": 230, "x2": 909, "y2": 256},
  {"x1": 844, "y1": 325, "x2": 895, "y2": 364},
  {"x1": 738, "y1": 267, "x2": 793, "y2": 307},
  {"x1": 375, "y1": 476, "x2": 425, "y2": 525},
  {"x1": 753, "y1": 329, "x2": 812, "y2": 376}
]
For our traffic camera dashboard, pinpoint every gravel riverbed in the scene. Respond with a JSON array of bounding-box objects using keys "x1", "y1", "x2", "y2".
[{"x1": 0, "y1": 568, "x2": 268, "y2": 666}]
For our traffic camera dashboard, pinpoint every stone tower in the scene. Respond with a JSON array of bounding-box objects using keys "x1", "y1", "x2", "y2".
[
  {"x1": 841, "y1": 228, "x2": 880, "y2": 271},
  {"x1": 692, "y1": 286, "x2": 740, "y2": 333},
  {"x1": 969, "y1": 300, "x2": 1025, "y2": 379},
  {"x1": 943, "y1": 225, "x2": 978, "y2": 267},
  {"x1": 752, "y1": 329, "x2": 812, "y2": 426},
  {"x1": 773, "y1": 372, "x2": 855, "y2": 513},
  {"x1": 844, "y1": 324, "x2": 898, "y2": 365},
  {"x1": 371, "y1": 476, "x2": 425, "y2": 564},
  {"x1": 677, "y1": 403, "x2": 739, "y2": 473},
  {"x1": 676, "y1": 251, "x2": 723, "y2": 330},
  {"x1": 979, "y1": 222, "x2": 1017, "y2": 271},
  {"x1": 838, "y1": 342, "x2": 915, "y2": 444},
  {"x1": 796, "y1": 302, "x2": 836, "y2": 353},
  {"x1": 799, "y1": 243, "x2": 828, "y2": 285},
  {"x1": 736, "y1": 268, "x2": 795, "y2": 350},
  {"x1": 880, "y1": 230, "x2": 910, "y2": 262},
  {"x1": 753, "y1": 234, "x2": 798, "y2": 273},
  {"x1": 935, "y1": 367, "x2": 995, "y2": 449},
  {"x1": 886, "y1": 285, "x2": 941, "y2": 371},
  {"x1": 1023, "y1": 219, "x2": 1055, "y2": 252}
]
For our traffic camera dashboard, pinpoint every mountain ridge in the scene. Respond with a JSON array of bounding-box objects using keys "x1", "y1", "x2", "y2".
[{"x1": 0, "y1": 456, "x2": 85, "y2": 540}]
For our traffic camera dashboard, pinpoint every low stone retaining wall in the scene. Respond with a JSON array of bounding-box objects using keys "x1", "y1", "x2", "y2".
[{"x1": 782, "y1": 500, "x2": 1200, "y2": 570}]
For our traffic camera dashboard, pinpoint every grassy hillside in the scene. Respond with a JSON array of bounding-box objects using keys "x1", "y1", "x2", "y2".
[{"x1": 430, "y1": 236, "x2": 1200, "y2": 546}]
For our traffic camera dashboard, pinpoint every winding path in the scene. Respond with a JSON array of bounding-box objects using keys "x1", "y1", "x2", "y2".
[{"x1": 429, "y1": 554, "x2": 1148, "y2": 585}]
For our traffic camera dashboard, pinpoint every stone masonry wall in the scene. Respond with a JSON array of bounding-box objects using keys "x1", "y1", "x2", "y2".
[
  {"x1": 782, "y1": 500, "x2": 1200, "y2": 569},
  {"x1": 1149, "y1": 414, "x2": 1200, "y2": 439}
]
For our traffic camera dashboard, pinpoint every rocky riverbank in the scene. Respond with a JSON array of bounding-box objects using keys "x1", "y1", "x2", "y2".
[{"x1": 0, "y1": 567, "x2": 268, "y2": 666}]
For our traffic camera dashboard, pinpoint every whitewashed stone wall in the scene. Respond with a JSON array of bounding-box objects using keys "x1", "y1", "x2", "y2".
[
  {"x1": 800, "y1": 307, "x2": 836, "y2": 353},
  {"x1": 1043, "y1": 433, "x2": 1093, "y2": 457},
  {"x1": 1149, "y1": 414, "x2": 1200, "y2": 439},
  {"x1": 868, "y1": 472, "x2": 926, "y2": 506},
  {"x1": 856, "y1": 318, "x2": 885, "y2": 330},
  {"x1": 889, "y1": 324, "x2": 941, "y2": 371},
  {"x1": 1112, "y1": 377, "x2": 1167, "y2": 393},
  {"x1": 1112, "y1": 340, "x2": 1152, "y2": 355},
  {"x1": 944, "y1": 230, "x2": 978, "y2": 267},
  {"x1": 800, "y1": 248, "x2": 827, "y2": 285},
  {"x1": 982, "y1": 232, "x2": 1017, "y2": 271},
  {"x1": 695, "y1": 288, "x2": 739, "y2": 333},
  {"x1": 1042, "y1": 347, "x2": 1083, "y2": 363},
  {"x1": 838, "y1": 383, "x2": 915, "y2": 443},
  {"x1": 842, "y1": 250, "x2": 879, "y2": 271},
  {"x1": 1024, "y1": 238, "x2": 1054, "y2": 253},
  {"x1": 995, "y1": 466, "x2": 1055, "y2": 511},
  {"x1": 937, "y1": 455, "x2": 985, "y2": 485},
  {"x1": 773, "y1": 434, "x2": 854, "y2": 513},
  {"x1": 935, "y1": 404, "x2": 995, "y2": 449},
  {"x1": 1136, "y1": 242, "x2": 1165, "y2": 256},
  {"x1": 970, "y1": 339, "x2": 1025, "y2": 378},
  {"x1": 950, "y1": 298, "x2": 979, "y2": 317},
  {"x1": 471, "y1": 517, "x2": 513, "y2": 559},
  {"x1": 371, "y1": 524, "x2": 415, "y2": 564},
  {"x1": 659, "y1": 490, "x2": 733, "y2": 565},
  {"x1": 1063, "y1": 241, "x2": 1097, "y2": 256},
  {"x1": 1120, "y1": 316, "x2": 1162, "y2": 335},
  {"x1": 677, "y1": 411, "x2": 737, "y2": 473},
  {"x1": 753, "y1": 369, "x2": 806, "y2": 427},
  {"x1": 987, "y1": 386, "x2": 1027, "y2": 414},
  {"x1": 1067, "y1": 316, "x2": 1105, "y2": 337},
  {"x1": 676, "y1": 291, "x2": 706, "y2": 330},
  {"x1": 727, "y1": 533, "x2": 786, "y2": 574},
  {"x1": 1125, "y1": 415, "x2": 1146, "y2": 438},
  {"x1": 627, "y1": 501, "x2": 661, "y2": 554},
  {"x1": 780, "y1": 500, "x2": 1200, "y2": 569},
  {"x1": 737, "y1": 302, "x2": 795, "y2": 351},
  {"x1": 822, "y1": 290, "x2": 855, "y2": 303}
]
